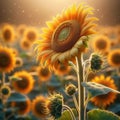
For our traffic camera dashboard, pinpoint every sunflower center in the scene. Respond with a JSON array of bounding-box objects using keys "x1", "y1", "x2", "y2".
[
  {"x1": 0, "y1": 51, "x2": 11, "y2": 68},
  {"x1": 52, "y1": 20, "x2": 80, "y2": 52},
  {"x1": 16, "y1": 76, "x2": 29, "y2": 89},
  {"x1": 27, "y1": 31, "x2": 36, "y2": 41},
  {"x1": 112, "y1": 53, "x2": 120, "y2": 65},
  {"x1": 3, "y1": 29, "x2": 11, "y2": 40},
  {"x1": 59, "y1": 65, "x2": 67, "y2": 71},
  {"x1": 96, "y1": 39, "x2": 107, "y2": 49},
  {"x1": 39, "y1": 68, "x2": 49, "y2": 77},
  {"x1": 35, "y1": 101, "x2": 46, "y2": 115},
  {"x1": 1, "y1": 87, "x2": 9, "y2": 95},
  {"x1": 16, "y1": 101, "x2": 28, "y2": 111}
]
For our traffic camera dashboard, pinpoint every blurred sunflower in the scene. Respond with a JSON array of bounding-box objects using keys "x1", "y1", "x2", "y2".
[
  {"x1": 17, "y1": 24, "x2": 27, "y2": 36},
  {"x1": 91, "y1": 75, "x2": 117, "y2": 108},
  {"x1": 12, "y1": 98, "x2": 31, "y2": 115},
  {"x1": 0, "y1": 85, "x2": 11, "y2": 98},
  {"x1": 20, "y1": 39, "x2": 32, "y2": 50},
  {"x1": 37, "y1": 66, "x2": 51, "y2": 82},
  {"x1": 0, "y1": 46, "x2": 16, "y2": 73},
  {"x1": 12, "y1": 71, "x2": 34, "y2": 94},
  {"x1": 107, "y1": 49, "x2": 120, "y2": 67},
  {"x1": 92, "y1": 35, "x2": 111, "y2": 53},
  {"x1": 23, "y1": 27, "x2": 39, "y2": 43},
  {"x1": 15, "y1": 57, "x2": 23, "y2": 67},
  {"x1": 35, "y1": 4, "x2": 97, "y2": 68},
  {"x1": 1, "y1": 24, "x2": 15, "y2": 43},
  {"x1": 32, "y1": 96, "x2": 49, "y2": 118},
  {"x1": 53, "y1": 63, "x2": 71, "y2": 76},
  {"x1": 11, "y1": 48, "x2": 18, "y2": 56}
]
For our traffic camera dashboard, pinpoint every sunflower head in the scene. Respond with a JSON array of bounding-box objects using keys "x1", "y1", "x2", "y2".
[
  {"x1": 20, "y1": 39, "x2": 32, "y2": 50},
  {"x1": 2, "y1": 24, "x2": 15, "y2": 43},
  {"x1": 47, "y1": 93, "x2": 63, "y2": 119},
  {"x1": 12, "y1": 71, "x2": 34, "y2": 94},
  {"x1": 17, "y1": 24, "x2": 27, "y2": 36},
  {"x1": 15, "y1": 57, "x2": 23, "y2": 67},
  {"x1": 90, "y1": 75, "x2": 117, "y2": 108},
  {"x1": 108, "y1": 49, "x2": 120, "y2": 67},
  {"x1": 35, "y1": 4, "x2": 97, "y2": 69},
  {"x1": 65, "y1": 83, "x2": 77, "y2": 96},
  {"x1": 0, "y1": 85, "x2": 11, "y2": 98},
  {"x1": 0, "y1": 46, "x2": 16, "y2": 73},
  {"x1": 92, "y1": 35, "x2": 111, "y2": 53},
  {"x1": 32, "y1": 96, "x2": 49, "y2": 118},
  {"x1": 23, "y1": 27, "x2": 39, "y2": 43},
  {"x1": 53, "y1": 63, "x2": 71, "y2": 76},
  {"x1": 37, "y1": 66, "x2": 51, "y2": 82},
  {"x1": 11, "y1": 98, "x2": 31, "y2": 115},
  {"x1": 90, "y1": 53, "x2": 103, "y2": 72}
]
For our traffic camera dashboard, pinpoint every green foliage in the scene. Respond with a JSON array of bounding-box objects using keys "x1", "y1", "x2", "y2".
[
  {"x1": 7, "y1": 93, "x2": 26, "y2": 102},
  {"x1": 58, "y1": 108, "x2": 78, "y2": 120},
  {"x1": 82, "y1": 82, "x2": 120, "y2": 98},
  {"x1": 88, "y1": 109, "x2": 120, "y2": 120}
]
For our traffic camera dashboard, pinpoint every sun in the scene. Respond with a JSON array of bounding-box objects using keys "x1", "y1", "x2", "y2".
[
  {"x1": 90, "y1": 75, "x2": 117, "y2": 108},
  {"x1": 35, "y1": 3, "x2": 97, "y2": 69}
]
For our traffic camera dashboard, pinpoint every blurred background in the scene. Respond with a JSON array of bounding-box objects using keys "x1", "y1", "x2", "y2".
[{"x1": 0, "y1": 0, "x2": 120, "y2": 26}]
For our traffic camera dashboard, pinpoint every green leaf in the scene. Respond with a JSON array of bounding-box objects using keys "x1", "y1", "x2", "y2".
[
  {"x1": 9, "y1": 76, "x2": 22, "y2": 81},
  {"x1": 88, "y1": 109, "x2": 120, "y2": 120},
  {"x1": 7, "y1": 93, "x2": 26, "y2": 102},
  {"x1": 82, "y1": 82, "x2": 120, "y2": 98},
  {"x1": 58, "y1": 108, "x2": 78, "y2": 120}
]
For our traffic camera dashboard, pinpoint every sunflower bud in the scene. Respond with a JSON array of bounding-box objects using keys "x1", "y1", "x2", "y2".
[
  {"x1": 90, "y1": 53, "x2": 103, "y2": 71},
  {"x1": 1, "y1": 85, "x2": 11, "y2": 97},
  {"x1": 65, "y1": 84, "x2": 77, "y2": 96},
  {"x1": 48, "y1": 94, "x2": 63, "y2": 119}
]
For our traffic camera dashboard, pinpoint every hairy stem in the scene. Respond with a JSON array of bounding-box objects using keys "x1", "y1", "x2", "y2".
[
  {"x1": 73, "y1": 94, "x2": 79, "y2": 112},
  {"x1": 76, "y1": 54, "x2": 84, "y2": 120},
  {"x1": 63, "y1": 105, "x2": 76, "y2": 120}
]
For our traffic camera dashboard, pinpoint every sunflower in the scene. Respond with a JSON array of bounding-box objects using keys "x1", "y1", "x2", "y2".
[
  {"x1": 90, "y1": 75, "x2": 117, "y2": 108},
  {"x1": 53, "y1": 63, "x2": 71, "y2": 76},
  {"x1": 15, "y1": 57, "x2": 23, "y2": 67},
  {"x1": 107, "y1": 49, "x2": 120, "y2": 67},
  {"x1": 11, "y1": 98, "x2": 31, "y2": 115},
  {"x1": 32, "y1": 96, "x2": 49, "y2": 118},
  {"x1": 23, "y1": 27, "x2": 39, "y2": 43},
  {"x1": 0, "y1": 85, "x2": 11, "y2": 98},
  {"x1": 92, "y1": 35, "x2": 111, "y2": 53},
  {"x1": 0, "y1": 46, "x2": 16, "y2": 73},
  {"x1": 20, "y1": 39, "x2": 32, "y2": 50},
  {"x1": 12, "y1": 71, "x2": 34, "y2": 94},
  {"x1": 1, "y1": 24, "x2": 15, "y2": 43},
  {"x1": 37, "y1": 66, "x2": 51, "y2": 82},
  {"x1": 17, "y1": 24, "x2": 27, "y2": 36},
  {"x1": 35, "y1": 4, "x2": 97, "y2": 69},
  {"x1": 11, "y1": 48, "x2": 18, "y2": 56}
]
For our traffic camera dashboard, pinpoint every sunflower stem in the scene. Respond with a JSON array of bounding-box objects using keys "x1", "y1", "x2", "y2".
[
  {"x1": 84, "y1": 94, "x2": 91, "y2": 120},
  {"x1": 63, "y1": 105, "x2": 76, "y2": 120},
  {"x1": 72, "y1": 94, "x2": 79, "y2": 112},
  {"x1": 2, "y1": 72, "x2": 5, "y2": 85},
  {"x1": 76, "y1": 54, "x2": 84, "y2": 120}
]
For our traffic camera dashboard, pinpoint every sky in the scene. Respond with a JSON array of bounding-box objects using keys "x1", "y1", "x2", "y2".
[{"x1": 0, "y1": 0, "x2": 120, "y2": 27}]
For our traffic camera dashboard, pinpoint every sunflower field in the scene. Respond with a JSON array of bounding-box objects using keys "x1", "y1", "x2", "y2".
[{"x1": 0, "y1": 1, "x2": 120, "y2": 120}]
